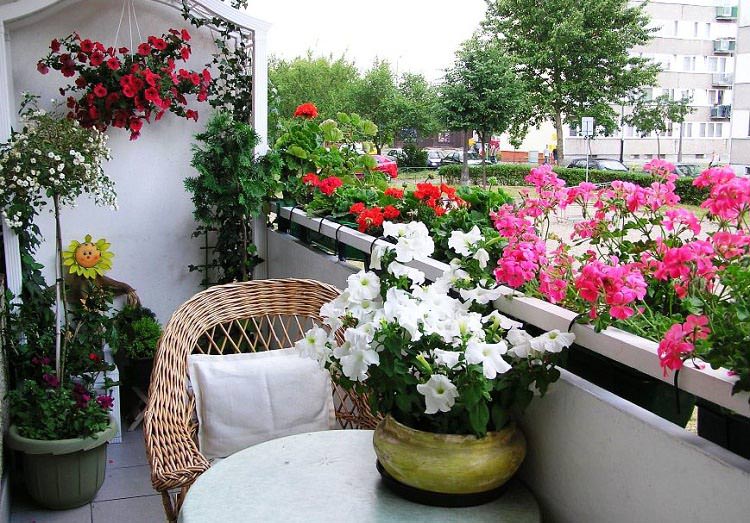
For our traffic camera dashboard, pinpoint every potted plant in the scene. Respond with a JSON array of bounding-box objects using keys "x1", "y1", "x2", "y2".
[
  {"x1": 0, "y1": 95, "x2": 118, "y2": 508},
  {"x1": 112, "y1": 304, "x2": 162, "y2": 390},
  {"x1": 296, "y1": 221, "x2": 574, "y2": 506},
  {"x1": 36, "y1": 29, "x2": 211, "y2": 140}
]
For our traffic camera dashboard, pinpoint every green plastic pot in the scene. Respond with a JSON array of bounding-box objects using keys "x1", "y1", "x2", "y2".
[{"x1": 7, "y1": 418, "x2": 117, "y2": 509}]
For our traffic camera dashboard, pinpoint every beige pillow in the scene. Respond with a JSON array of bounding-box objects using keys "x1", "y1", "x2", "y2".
[{"x1": 188, "y1": 348, "x2": 335, "y2": 460}]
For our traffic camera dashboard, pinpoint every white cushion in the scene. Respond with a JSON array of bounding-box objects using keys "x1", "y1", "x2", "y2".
[{"x1": 188, "y1": 348, "x2": 335, "y2": 460}]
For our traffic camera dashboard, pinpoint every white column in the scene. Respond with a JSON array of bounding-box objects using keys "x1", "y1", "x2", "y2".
[
  {"x1": 0, "y1": 22, "x2": 22, "y2": 299},
  {"x1": 250, "y1": 26, "x2": 269, "y2": 279},
  {"x1": 252, "y1": 27, "x2": 268, "y2": 154}
]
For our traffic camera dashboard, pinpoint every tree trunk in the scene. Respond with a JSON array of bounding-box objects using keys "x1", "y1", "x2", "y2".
[
  {"x1": 460, "y1": 129, "x2": 470, "y2": 186},
  {"x1": 554, "y1": 111, "x2": 565, "y2": 167},
  {"x1": 479, "y1": 130, "x2": 487, "y2": 187},
  {"x1": 656, "y1": 133, "x2": 661, "y2": 158}
]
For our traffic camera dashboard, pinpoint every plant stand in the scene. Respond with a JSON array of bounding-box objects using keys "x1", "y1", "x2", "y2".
[{"x1": 127, "y1": 386, "x2": 149, "y2": 431}]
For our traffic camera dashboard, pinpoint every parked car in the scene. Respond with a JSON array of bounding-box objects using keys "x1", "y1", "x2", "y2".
[
  {"x1": 440, "y1": 151, "x2": 484, "y2": 166},
  {"x1": 372, "y1": 154, "x2": 398, "y2": 179},
  {"x1": 384, "y1": 148, "x2": 404, "y2": 161},
  {"x1": 674, "y1": 163, "x2": 700, "y2": 177},
  {"x1": 567, "y1": 158, "x2": 629, "y2": 172},
  {"x1": 425, "y1": 149, "x2": 444, "y2": 168}
]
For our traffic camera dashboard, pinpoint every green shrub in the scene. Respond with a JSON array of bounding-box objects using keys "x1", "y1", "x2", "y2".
[
  {"x1": 398, "y1": 140, "x2": 428, "y2": 168},
  {"x1": 438, "y1": 164, "x2": 707, "y2": 205}
]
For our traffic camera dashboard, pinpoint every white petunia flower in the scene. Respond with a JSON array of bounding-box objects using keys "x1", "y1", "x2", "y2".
[
  {"x1": 433, "y1": 348, "x2": 461, "y2": 369},
  {"x1": 482, "y1": 310, "x2": 523, "y2": 330},
  {"x1": 384, "y1": 287, "x2": 422, "y2": 340},
  {"x1": 416, "y1": 374, "x2": 459, "y2": 414},
  {"x1": 459, "y1": 285, "x2": 504, "y2": 305},
  {"x1": 473, "y1": 248, "x2": 490, "y2": 269},
  {"x1": 530, "y1": 330, "x2": 575, "y2": 354},
  {"x1": 506, "y1": 328, "x2": 534, "y2": 358},
  {"x1": 347, "y1": 270, "x2": 381, "y2": 302},
  {"x1": 334, "y1": 328, "x2": 379, "y2": 382},
  {"x1": 465, "y1": 339, "x2": 512, "y2": 379},
  {"x1": 294, "y1": 327, "x2": 332, "y2": 367},
  {"x1": 448, "y1": 225, "x2": 482, "y2": 256},
  {"x1": 388, "y1": 261, "x2": 425, "y2": 286}
]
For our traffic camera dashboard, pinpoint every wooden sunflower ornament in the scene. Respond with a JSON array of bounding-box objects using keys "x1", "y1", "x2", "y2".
[{"x1": 63, "y1": 234, "x2": 114, "y2": 279}]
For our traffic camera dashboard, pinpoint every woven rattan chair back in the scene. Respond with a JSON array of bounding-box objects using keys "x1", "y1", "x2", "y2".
[{"x1": 144, "y1": 278, "x2": 378, "y2": 522}]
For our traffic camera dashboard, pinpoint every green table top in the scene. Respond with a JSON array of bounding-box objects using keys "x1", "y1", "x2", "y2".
[{"x1": 179, "y1": 429, "x2": 541, "y2": 523}]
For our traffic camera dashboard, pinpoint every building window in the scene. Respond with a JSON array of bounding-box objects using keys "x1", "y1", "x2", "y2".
[
  {"x1": 700, "y1": 123, "x2": 707, "y2": 137},
  {"x1": 632, "y1": 154, "x2": 641, "y2": 159},
  {"x1": 696, "y1": 153, "x2": 705, "y2": 159},
  {"x1": 684, "y1": 122, "x2": 693, "y2": 138},
  {"x1": 746, "y1": 167, "x2": 750, "y2": 176},
  {"x1": 715, "y1": 123, "x2": 723, "y2": 137},
  {"x1": 693, "y1": 22, "x2": 699, "y2": 37},
  {"x1": 682, "y1": 56, "x2": 696, "y2": 71},
  {"x1": 705, "y1": 23, "x2": 711, "y2": 39}
]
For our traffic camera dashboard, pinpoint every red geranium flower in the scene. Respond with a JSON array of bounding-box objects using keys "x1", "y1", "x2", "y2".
[
  {"x1": 302, "y1": 172, "x2": 320, "y2": 186},
  {"x1": 180, "y1": 46, "x2": 191, "y2": 60},
  {"x1": 50, "y1": 39, "x2": 61, "y2": 52},
  {"x1": 318, "y1": 176, "x2": 343, "y2": 196},
  {"x1": 93, "y1": 83, "x2": 108, "y2": 98},
  {"x1": 357, "y1": 207, "x2": 385, "y2": 233},
  {"x1": 89, "y1": 51, "x2": 104, "y2": 67},
  {"x1": 181, "y1": 29, "x2": 191, "y2": 41},
  {"x1": 37, "y1": 62, "x2": 49, "y2": 74},
  {"x1": 384, "y1": 187, "x2": 404, "y2": 199},
  {"x1": 137, "y1": 43, "x2": 152, "y2": 56},
  {"x1": 186, "y1": 109, "x2": 198, "y2": 121},
  {"x1": 293, "y1": 102, "x2": 318, "y2": 119},
  {"x1": 106, "y1": 57, "x2": 121, "y2": 71},
  {"x1": 349, "y1": 202, "x2": 365, "y2": 215},
  {"x1": 383, "y1": 205, "x2": 400, "y2": 220},
  {"x1": 75, "y1": 76, "x2": 87, "y2": 88},
  {"x1": 80, "y1": 39, "x2": 94, "y2": 53}
]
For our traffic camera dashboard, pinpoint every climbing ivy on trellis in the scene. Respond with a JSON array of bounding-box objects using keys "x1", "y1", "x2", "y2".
[{"x1": 181, "y1": 0, "x2": 253, "y2": 123}]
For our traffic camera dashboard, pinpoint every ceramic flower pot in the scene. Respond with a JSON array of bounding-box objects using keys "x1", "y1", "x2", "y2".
[
  {"x1": 7, "y1": 418, "x2": 117, "y2": 509},
  {"x1": 372, "y1": 414, "x2": 526, "y2": 502}
]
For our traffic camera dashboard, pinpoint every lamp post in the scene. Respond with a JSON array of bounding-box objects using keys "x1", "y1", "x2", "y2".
[{"x1": 619, "y1": 104, "x2": 625, "y2": 163}]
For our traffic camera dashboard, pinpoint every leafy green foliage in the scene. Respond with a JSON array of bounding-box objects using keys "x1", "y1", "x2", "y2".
[
  {"x1": 483, "y1": 0, "x2": 660, "y2": 163},
  {"x1": 399, "y1": 139, "x2": 428, "y2": 168},
  {"x1": 438, "y1": 164, "x2": 708, "y2": 205},
  {"x1": 111, "y1": 305, "x2": 162, "y2": 360},
  {"x1": 185, "y1": 111, "x2": 280, "y2": 284},
  {"x1": 9, "y1": 378, "x2": 112, "y2": 440},
  {"x1": 182, "y1": 0, "x2": 254, "y2": 122}
]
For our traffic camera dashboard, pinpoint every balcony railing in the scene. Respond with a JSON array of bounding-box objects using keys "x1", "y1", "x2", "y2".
[
  {"x1": 714, "y1": 38, "x2": 737, "y2": 54},
  {"x1": 715, "y1": 5, "x2": 738, "y2": 20},
  {"x1": 712, "y1": 72, "x2": 734, "y2": 86},
  {"x1": 711, "y1": 104, "x2": 732, "y2": 119}
]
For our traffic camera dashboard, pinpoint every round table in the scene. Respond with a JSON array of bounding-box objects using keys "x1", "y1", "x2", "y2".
[{"x1": 179, "y1": 430, "x2": 540, "y2": 523}]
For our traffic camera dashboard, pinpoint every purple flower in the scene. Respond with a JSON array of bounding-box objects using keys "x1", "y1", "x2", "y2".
[
  {"x1": 96, "y1": 395, "x2": 114, "y2": 410},
  {"x1": 42, "y1": 373, "x2": 60, "y2": 388}
]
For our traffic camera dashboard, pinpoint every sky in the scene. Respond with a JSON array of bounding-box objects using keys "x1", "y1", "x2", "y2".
[{"x1": 246, "y1": 0, "x2": 488, "y2": 82}]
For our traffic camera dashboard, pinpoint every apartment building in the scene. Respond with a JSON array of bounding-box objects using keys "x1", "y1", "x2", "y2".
[
  {"x1": 566, "y1": 0, "x2": 739, "y2": 165},
  {"x1": 729, "y1": 1, "x2": 750, "y2": 174}
]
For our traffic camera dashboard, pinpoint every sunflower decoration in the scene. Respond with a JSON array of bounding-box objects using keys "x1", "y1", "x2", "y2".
[{"x1": 62, "y1": 234, "x2": 114, "y2": 279}]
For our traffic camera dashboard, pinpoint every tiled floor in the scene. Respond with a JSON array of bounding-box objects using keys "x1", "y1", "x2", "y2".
[{"x1": 10, "y1": 427, "x2": 166, "y2": 523}]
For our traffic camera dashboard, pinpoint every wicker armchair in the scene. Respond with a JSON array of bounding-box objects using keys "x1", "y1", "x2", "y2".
[{"x1": 144, "y1": 278, "x2": 378, "y2": 522}]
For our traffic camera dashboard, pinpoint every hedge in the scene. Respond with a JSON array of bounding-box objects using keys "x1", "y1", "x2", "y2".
[{"x1": 438, "y1": 164, "x2": 708, "y2": 206}]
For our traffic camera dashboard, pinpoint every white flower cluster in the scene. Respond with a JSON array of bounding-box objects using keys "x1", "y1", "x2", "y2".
[
  {"x1": 0, "y1": 109, "x2": 116, "y2": 230},
  {"x1": 295, "y1": 221, "x2": 575, "y2": 416}
]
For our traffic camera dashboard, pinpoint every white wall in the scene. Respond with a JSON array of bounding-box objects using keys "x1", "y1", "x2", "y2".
[
  {"x1": 266, "y1": 231, "x2": 750, "y2": 523},
  {"x1": 7, "y1": 0, "x2": 219, "y2": 322}
]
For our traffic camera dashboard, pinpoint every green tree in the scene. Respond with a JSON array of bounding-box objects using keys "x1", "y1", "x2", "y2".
[
  {"x1": 483, "y1": 0, "x2": 659, "y2": 165},
  {"x1": 396, "y1": 73, "x2": 442, "y2": 142},
  {"x1": 351, "y1": 60, "x2": 401, "y2": 153},
  {"x1": 269, "y1": 53, "x2": 359, "y2": 140},
  {"x1": 624, "y1": 92, "x2": 695, "y2": 158},
  {"x1": 439, "y1": 36, "x2": 527, "y2": 184}
]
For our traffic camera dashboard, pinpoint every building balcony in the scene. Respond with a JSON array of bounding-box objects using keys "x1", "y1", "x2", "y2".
[
  {"x1": 715, "y1": 5, "x2": 738, "y2": 20},
  {"x1": 714, "y1": 38, "x2": 737, "y2": 55},
  {"x1": 711, "y1": 104, "x2": 732, "y2": 119},
  {"x1": 712, "y1": 72, "x2": 734, "y2": 87}
]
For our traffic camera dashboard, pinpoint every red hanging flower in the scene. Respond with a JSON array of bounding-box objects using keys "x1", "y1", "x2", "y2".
[{"x1": 293, "y1": 102, "x2": 318, "y2": 119}]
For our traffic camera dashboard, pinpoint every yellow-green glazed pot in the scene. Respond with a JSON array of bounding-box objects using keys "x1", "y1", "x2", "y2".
[{"x1": 373, "y1": 414, "x2": 526, "y2": 494}]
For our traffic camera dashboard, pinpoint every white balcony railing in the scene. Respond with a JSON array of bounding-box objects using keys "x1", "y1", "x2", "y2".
[{"x1": 275, "y1": 204, "x2": 750, "y2": 418}]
